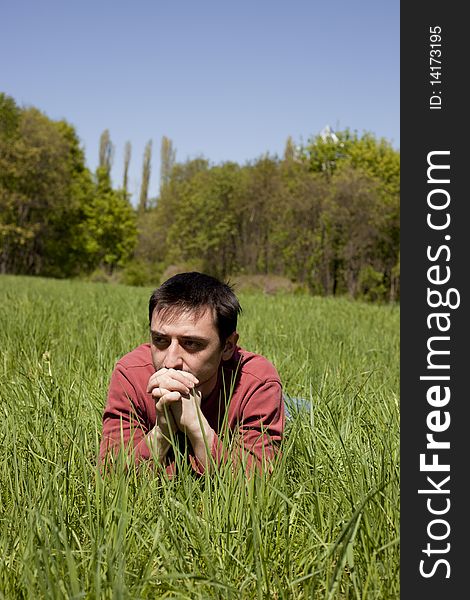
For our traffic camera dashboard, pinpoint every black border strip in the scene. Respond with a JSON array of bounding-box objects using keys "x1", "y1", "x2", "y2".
[{"x1": 401, "y1": 3, "x2": 466, "y2": 597}]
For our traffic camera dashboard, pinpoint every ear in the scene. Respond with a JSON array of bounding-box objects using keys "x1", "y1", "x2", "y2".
[{"x1": 222, "y1": 332, "x2": 239, "y2": 360}]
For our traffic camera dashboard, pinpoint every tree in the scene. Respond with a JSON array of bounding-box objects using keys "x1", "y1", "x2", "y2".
[
  {"x1": 99, "y1": 129, "x2": 114, "y2": 177},
  {"x1": 232, "y1": 156, "x2": 281, "y2": 275},
  {"x1": 0, "y1": 96, "x2": 94, "y2": 276},
  {"x1": 160, "y1": 135, "x2": 176, "y2": 192},
  {"x1": 139, "y1": 140, "x2": 152, "y2": 213},
  {"x1": 0, "y1": 93, "x2": 20, "y2": 138},
  {"x1": 80, "y1": 167, "x2": 137, "y2": 274},
  {"x1": 122, "y1": 140, "x2": 131, "y2": 194},
  {"x1": 283, "y1": 135, "x2": 296, "y2": 162},
  {"x1": 164, "y1": 161, "x2": 242, "y2": 278},
  {"x1": 274, "y1": 160, "x2": 326, "y2": 287},
  {"x1": 321, "y1": 166, "x2": 385, "y2": 295},
  {"x1": 301, "y1": 129, "x2": 399, "y2": 197},
  {"x1": 300, "y1": 130, "x2": 400, "y2": 299},
  {"x1": 118, "y1": 125, "x2": 399, "y2": 300}
]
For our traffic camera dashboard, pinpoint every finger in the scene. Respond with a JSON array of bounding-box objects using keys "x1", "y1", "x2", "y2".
[
  {"x1": 148, "y1": 369, "x2": 198, "y2": 395},
  {"x1": 189, "y1": 387, "x2": 202, "y2": 406},
  {"x1": 151, "y1": 385, "x2": 187, "y2": 401},
  {"x1": 155, "y1": 392, "x2": 181, "y2": 414},
  {"x1": 155, "y1": 379, "x2": 192, "y2": 397},
  {"x1": 156, "y1": 398, "x2": 176, "y2": 420},
  {"x1": 147, "y1": 373, "x2": 161, "y2": 393},
  {"x1": 166, "y1": 368, "x2": 199, "y2": 386},
  {"x1": 150, "y1": 385, "x2": 164, "y2": 399},
  {"x1": 146, "y1": 368, "x2": 169, "y2": 393},
  {"x1": 156, "y1": 391, "x2": 182, "y2": 408},
  {"x1": 156, "y1": 373, "x2": 197, "y2": 395}
]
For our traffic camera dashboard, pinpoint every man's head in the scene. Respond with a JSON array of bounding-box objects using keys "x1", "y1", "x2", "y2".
[
  {"x1": 148, "y1": 272, "x2": 241, "y2": 346},
  {"x1": 148, "y1": 272, "x2": 241, "y2": 395}
]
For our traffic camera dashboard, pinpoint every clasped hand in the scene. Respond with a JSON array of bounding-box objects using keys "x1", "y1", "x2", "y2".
[{"x1": 146, "y1": 368, "x2": 203, "y2": 436}]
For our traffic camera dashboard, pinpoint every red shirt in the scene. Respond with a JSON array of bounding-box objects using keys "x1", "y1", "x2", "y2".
[{"x1": 100, "y1": 344, "x2": 284, "y2": 474}]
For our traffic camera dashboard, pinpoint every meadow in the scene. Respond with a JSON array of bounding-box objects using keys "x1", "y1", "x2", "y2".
[{"x1": 0, "y1": 275, "x2": 399, "y2": 599}]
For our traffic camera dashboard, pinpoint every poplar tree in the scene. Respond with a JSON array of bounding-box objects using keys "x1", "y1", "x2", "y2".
[
  {"x1": 123, "y1": 141, "x2": 131, "y2": 193},
  {"x1": 99, "y1": 129, "x2": 114, "y2": 177},
  {"x1": 139, "y1": 140, "x2": 152, "y2": 213},
  {"x1": 283, "y1": 135, "x2": 296, "y2": 162},
  {"x1": 160, "y1": 135, "x2": 176, "y2": 191}
]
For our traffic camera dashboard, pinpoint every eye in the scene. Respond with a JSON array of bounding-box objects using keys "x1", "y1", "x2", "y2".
[
  {"x1": 152, "y1": 336, "x2": 169, "y2": 348},
  {"x1": 183, "y1": 340, "x2": 203, "y2": 351}
]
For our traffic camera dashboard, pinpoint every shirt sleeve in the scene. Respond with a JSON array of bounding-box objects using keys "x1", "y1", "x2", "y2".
[
  {"x1": 194, "y1": 378, "x2": 284, "y2": 475},
  {"x1": 99, "y1": 364, "x2": 152, "y2": 463},
  {"x1": 100, "y1": 361, "x2": 284, "y2": 477},
  {"x1": 238, "y1": 378, "x2": 284, "y2": 471}
]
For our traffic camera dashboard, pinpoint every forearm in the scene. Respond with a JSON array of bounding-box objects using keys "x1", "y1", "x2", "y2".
[
  {"x1": 187, "y1": 423, "x2": 215, "y2": 469},
  {"x1": 146, "y1": 425, "x2": 174, "y2": 464}
]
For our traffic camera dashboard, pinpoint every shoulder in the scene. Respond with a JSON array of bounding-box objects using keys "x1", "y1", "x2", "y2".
[
  {"x1": 115, "y1": 343, "x2": 153, "y2": 373},
  {"x1": 231, "y1": 347, "x2": 281, "y2": 384},
  {"x1": 224, "y1": 347, "x2": 283, "y2": 419}
]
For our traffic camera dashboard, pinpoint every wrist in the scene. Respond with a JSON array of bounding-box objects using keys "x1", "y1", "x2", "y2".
[
  {"x1": 148, "y1": 425, "x2": 171, "y2": 463},
  {"x1": 188, "y1": 423, "x2": 215, "y2": 454}
]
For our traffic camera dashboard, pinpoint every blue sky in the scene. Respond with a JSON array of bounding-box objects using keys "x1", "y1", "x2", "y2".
[{"x1": 1, "y1": 0, "x2": 399, "y2": 204}]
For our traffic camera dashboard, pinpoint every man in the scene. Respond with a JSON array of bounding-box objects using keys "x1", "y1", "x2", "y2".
[{"x1": 99, "y1": 272, "x2": 284, "y2": 475}]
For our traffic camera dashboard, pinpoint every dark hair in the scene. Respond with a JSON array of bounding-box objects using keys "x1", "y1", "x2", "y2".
[{"x1": 149, "y1": 272, "x2": 242, "y2": 344}]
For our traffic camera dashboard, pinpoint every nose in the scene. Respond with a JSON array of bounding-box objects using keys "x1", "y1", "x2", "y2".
[{"x1": 164, "y1": 340, "x2": 184, "y2": 370}]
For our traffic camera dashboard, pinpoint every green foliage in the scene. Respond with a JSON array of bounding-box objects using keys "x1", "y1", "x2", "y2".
[
  {"x1": 317, "y1": 165, "x2": 391, "y2": 296},
  {"x1": 0, "y1": 275, "x2": 400, "y2": 598},
  {"x1": 300, "y1": 131, "x2": 400, "y2": 288},
  {"x1": 1, "y1": 93, "x2": 399, "y2": 302},
  {"x1": 272, "y1": 160, "x2": 326, "y2": 285},
  {"x1": 0, "y1": 92, "x2": 21, "y2": 137},
  {"x1": 138, "y1": 139, "x2": 152, "y2": 213},
  {"x1": 80, "y1": 167, "x2": 137, "y2": 274},
  {"x1": 357, "y1": 265, "x2": 388, "y2": 302},
  {"x1": 0, "y1": 94, "x2": 139, "y2": 279},
  {"x1": 122, "y1": 140, "x2": 131, "y2": 193},
  {"x1": 98, "y1": 128, "x2": 114, "y2": 176},
  {"x1": 301, "y1": 129, "x2": 399, "y2": 193},
  {"x1": 120, "y1": 257, "x2": 164, "y2": 287},
  {"x1": 160, "y1": 135, "x2": 176, "y2": 191},
  {"x1": 165, "y1": 161, "x2": 241, "y2": 278},
  {"x1": 0, "y1": 96, "x2": 95, "y2": 276},
  {"x1": 137, "y1": 141, "x2": 399, "y2": 301}
]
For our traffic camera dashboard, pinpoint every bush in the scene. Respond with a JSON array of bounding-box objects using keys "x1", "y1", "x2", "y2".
[
  {"x1": 230, "y1": 274, "x2": 297, "y2": 295},
  {"x1": 357, "y1": 265, "x2": 387, "y2": 302},
  {"x1": 120, "y1": 259, "x2": 163, "y2": 287}
]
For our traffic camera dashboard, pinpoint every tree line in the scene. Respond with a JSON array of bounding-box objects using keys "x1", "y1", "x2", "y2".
[
  {"x1": 0, "y1": 93, "x2": 136, "y2": 278},
  {"x1": 0, "y1": 93, "x2": 399, "y2": 301}
]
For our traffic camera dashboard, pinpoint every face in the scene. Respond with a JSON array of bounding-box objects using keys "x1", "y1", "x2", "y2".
[{"x1": 150, "y1": 307, "x2": 238, "y2": 397}]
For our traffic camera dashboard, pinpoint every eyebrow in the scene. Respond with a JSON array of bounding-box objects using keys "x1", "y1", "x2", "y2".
[{"x1": 150, "y1": 330, "x2": 209, "y2": 342}]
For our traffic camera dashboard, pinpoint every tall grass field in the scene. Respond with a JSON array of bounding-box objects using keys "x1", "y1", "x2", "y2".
[{"x1": 0, "y1": 275, "x2": 399, "y2": 599}]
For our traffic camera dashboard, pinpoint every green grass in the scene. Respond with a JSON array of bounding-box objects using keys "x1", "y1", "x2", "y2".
[{"x1": 0, "y1": 275, "x2": 399, "y2": 599}]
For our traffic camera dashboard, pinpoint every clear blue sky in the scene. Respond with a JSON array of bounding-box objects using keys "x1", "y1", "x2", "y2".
[{"x1": 1, "y1": 0, "x2": 399, "y2": 205}]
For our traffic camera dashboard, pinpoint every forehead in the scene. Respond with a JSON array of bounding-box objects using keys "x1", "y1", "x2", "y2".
[{"x1": 151, "y1": 306, "x2": 217, "y2": 337}]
